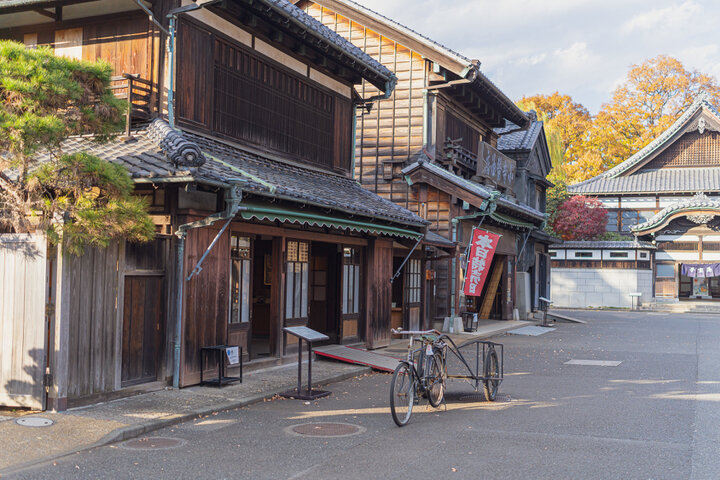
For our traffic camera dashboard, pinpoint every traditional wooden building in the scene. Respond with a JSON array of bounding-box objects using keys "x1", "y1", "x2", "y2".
[
  {"x1": 558, "y1": 94, "x2": 720, "y2": 305},
  {"x1": 0, "y1": 0, "x2": 426, "y2": 410},
  {"x1": 295, "y1": 0, "x2": 551, "y2": 326}
]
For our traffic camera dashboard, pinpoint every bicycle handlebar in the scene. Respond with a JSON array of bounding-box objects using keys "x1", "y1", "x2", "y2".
[{"x1": 391, "y1": 328, "x2": 441, "y2": 336}]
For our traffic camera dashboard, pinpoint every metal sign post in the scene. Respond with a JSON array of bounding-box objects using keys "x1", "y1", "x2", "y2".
[{"x1": 281, "y1": 326, "x2": 332, "y2": 400}]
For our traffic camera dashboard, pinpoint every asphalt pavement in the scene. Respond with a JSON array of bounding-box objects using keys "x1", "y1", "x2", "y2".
[{"x1": 8, "y1": 310, "x2": 720, "y2": 480}]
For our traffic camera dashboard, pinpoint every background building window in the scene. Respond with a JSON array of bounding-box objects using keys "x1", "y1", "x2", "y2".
[
  {"x1": 404, "y1": 259, "x2": 422, "y2": 304},
  {"x1": 606, "y1": 211, "x2": 619, "y2": 232},
  {"x1": 286, "y1": 240, "x2": 309, "y2": 319},
  {"x1": 609, "y1": 251, "x2": 629, "y2": 258},
  {"x1": 342, "y1": 247, "x2": 361, "y2": 315},
  {"x1": 621, "y1": 210, "x2": 639, "y2": 232},
  {"x1": 230, "y1": 235, "x2": 251, "y2": 324},
  {"x1": 656, "y1": 264, "x2": 675, "y2": 278},
  {"x1": 574, "y1": 251, "x2": 593, "y2": 258}
]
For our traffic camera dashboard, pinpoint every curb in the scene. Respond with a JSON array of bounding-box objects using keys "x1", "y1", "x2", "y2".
[{"x1": 0, "y1": 366, "x2": 371, "y2": 477}]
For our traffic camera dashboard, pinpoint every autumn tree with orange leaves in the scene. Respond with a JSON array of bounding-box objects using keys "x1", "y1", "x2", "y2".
[
  {"x1": 586, "y1": 55, "x2": 720, "y2": 175},
  {"x1": 521, "y1": 55, "x2": 720, "y2": 186}
]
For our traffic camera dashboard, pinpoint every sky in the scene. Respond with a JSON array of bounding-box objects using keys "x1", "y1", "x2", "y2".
[{"x1": 355, "y1": 0, "x2": 720, "y2": 114}]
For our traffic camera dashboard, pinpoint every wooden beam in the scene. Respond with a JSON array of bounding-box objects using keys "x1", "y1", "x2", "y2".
[
  {"x1": 0, "y1": 0, "x2": 93, "y2": 15},
  {"x1": 33, "y1": 8, "x2": 57, "y2": 20}
]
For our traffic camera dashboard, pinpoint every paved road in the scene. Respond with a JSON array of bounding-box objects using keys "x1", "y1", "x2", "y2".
[{"x1": 11, "y1": 311, "x2": 720, "y2": 479}]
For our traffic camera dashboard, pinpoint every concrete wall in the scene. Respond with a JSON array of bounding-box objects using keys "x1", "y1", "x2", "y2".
[
  {"x1": 551, "y1": 268, "x2": 653, "y2": 308},
  {"x1": 515, "y1": 272, "x2": 531, "y2": 319}
]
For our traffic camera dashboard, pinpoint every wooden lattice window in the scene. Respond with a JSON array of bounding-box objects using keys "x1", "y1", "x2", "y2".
[
  {"x1": 404, "y1": 258, "x2": 422, "y2": 305},
  {"x1": 657, "y1": 242, "x2": 698, "y2": 251},
  {"x1": 342, "y1": 247, "x2": 361, "y2": 315},
  {"x1": 445, "y1": 112, "x2": 480, "y2": 156},
  {"x1": 285, "y1": 240, "x2": 309, "y2": 319},
  {"x1": 230, "y1": 235, "x2": 251, "y2": 324},
  {"x1": 645, "y1": 131, "x2": 720, "y2": 169},
  {"x1": 213, "y1": 39, "x2": 335, "y2": 167}
]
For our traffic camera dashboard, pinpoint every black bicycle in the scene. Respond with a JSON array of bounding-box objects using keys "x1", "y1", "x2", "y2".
[
  {"x1": 389, "y1": 329, "x2": 447, "y2": 426},
  {"x1": 389, "y1": 328, "x2": 503, "y2": 427}
]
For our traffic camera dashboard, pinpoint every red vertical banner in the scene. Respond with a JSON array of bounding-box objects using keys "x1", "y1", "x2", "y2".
[{"x1": 463, "y1": 229, "x2": 500, "y2": 297}]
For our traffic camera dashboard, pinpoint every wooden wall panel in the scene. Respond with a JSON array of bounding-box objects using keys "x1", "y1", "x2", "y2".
[
  {"x1": 65, "y1": 242, "x2": 122, "y2": 399},
  {"x1": 303, "y1": 3, "x2": 427, "y2": 208},
  {"x1": 176, "y1": 19, "x2": 214, "y2": 130},
  {"x1": 364, "y1": 238, "x2": 393, "y2": 348},
  {"x1": 180, "y1": 226, "x2": 231, "y2": 386}
]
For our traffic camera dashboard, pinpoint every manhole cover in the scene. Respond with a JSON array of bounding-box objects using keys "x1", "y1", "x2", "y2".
[
  {"x1": 16, "y1": 417, "x2": 54, "y2": 427},
  {"x1": 120, "y1": 437, "x2": 186, "y2": 450},
  {"x1": 285, "y1": 422, "x2": 366, "y2": 438}
]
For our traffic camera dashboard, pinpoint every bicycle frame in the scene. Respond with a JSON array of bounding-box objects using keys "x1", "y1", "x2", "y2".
[
  {"x1": 392, "y1": 328, "x2": 503, "y2": 392},
  {"x1": 401, "y1": 332, "x2": 446, "y2": 397}
]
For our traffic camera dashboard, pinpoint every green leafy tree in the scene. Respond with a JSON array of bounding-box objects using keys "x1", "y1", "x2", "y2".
[
  {"x1": 0, "y1": 40, "x2": 154, "y2": 254},
  {"x1": 544, "y1": 180, "x2": 569, "y2": 236}
]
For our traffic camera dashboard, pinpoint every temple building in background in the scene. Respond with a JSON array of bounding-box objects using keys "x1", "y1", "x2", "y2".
[{"x1": 552, "y1": 95, "x2": 720, "y2": 306}]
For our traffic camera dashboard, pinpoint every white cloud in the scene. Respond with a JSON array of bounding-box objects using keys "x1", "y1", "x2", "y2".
[
  {"x1": 621, "y1": 1, "x2": 701, "y2": 33},
  {"x1": 340, "y1": 0, "x2": 720, "y2": 113}
]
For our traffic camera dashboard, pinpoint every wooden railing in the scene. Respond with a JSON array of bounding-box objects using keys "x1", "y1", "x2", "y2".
[
  {"x1": 444, "y1": 138, "x2": 477, "y2": 174},
  {"x1": 109, "y1": 73, "x2": 153, "y2": 137}
]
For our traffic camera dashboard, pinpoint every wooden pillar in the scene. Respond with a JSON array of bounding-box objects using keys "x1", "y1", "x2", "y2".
[
  {"x1": 364, "y1": 238, "x2": 393, "y2": 349},
  {"x1": 271, "y1": 236, "x2": 284, "y2": 357},
  {"x1": 47, "y1": 244, "x2": 71, "y2": 411}
]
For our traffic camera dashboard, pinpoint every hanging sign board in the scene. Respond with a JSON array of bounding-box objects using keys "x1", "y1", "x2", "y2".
[
  {"x1": 477, "y1": 141, "x2": 516, "y2": 190},
  {"x1": 463, "y1": 228, "x2": 500, "y2": 297}
]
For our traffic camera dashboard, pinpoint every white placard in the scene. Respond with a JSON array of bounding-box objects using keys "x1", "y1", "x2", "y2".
[{"x1": 226, "y1": 346, "x2": 240, "y2": 365}]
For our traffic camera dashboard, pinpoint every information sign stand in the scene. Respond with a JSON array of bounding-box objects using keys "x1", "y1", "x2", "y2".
[{"x1": 280, "y1": 326, "x2": 331, "y2": 400}]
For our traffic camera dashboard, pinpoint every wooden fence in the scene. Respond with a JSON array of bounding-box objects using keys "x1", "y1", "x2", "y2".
[{"x1": 0, "y1": 234, "x2": 48, "y2": 410}]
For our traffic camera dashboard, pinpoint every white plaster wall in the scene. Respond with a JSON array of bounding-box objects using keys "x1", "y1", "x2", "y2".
[{"x1": 551, "y1": 268, "x2": 654, "y2": 308}]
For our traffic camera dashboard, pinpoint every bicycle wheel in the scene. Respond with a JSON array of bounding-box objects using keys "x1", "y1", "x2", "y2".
[
  {"x1": 427, "y1": 352, "x2": 446, "y2": 408},
  {"x1": 390, "y1": 362, "x2": 415, "y2": 427},
  {"x1": 483, "y1": 348, "x2": 500, "y2": 402}
]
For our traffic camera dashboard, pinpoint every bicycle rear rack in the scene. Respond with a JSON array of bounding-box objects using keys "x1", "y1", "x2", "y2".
[{"x1": 439, "y1": 335, "x2": 504, "y2": 391}]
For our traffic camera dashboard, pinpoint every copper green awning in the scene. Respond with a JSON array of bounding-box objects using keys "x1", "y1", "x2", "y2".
[
  {"x1": 239, "y1": 203, "x2": 423, "y2": 239},
  {"x1": 489, "y1": 212, "x2": 535, "y2": 229}
]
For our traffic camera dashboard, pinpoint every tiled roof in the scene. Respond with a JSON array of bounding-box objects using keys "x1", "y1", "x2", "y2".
[
  {"x1": 263, "y1": 0, "x2": 396, "y2": 92},
  {"x1": 402, "y1": 159, "x2": 546, "y2": 222},
  {"x1": 0, "y1": 0, "x2": 44, "y2": 7},
  {"x1": 40, "y1": 121, "x2": 426, "y2": 227},
  {"x1": 569, "y1": 94, "x2": 720, "y2": 195},
  {"x1": 632, "y1": 192, "x2": 720, "y2": 233},
  {"x1": 550, "y1": 240, "x2": 655, "y2": 249},
  {"x1": 568, "y1": 167, "x2": 720, "y2": 195},
  {"x1": 496, "y1": 119, "x2": 544, "y2": 152}
]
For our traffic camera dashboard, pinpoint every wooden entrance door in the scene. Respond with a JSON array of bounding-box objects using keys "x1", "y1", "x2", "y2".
[{"x1": 122, "y1": 275, "x2": 163, "y2": 387}]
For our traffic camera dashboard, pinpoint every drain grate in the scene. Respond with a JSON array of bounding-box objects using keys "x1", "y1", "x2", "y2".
[
  {"x1": 285, "y1": 422, "x2": 366, "y2": 438},
  {"x1": 120, "y1": 437, "x2": 186, "y2": 450},
  {"x1": 16, "y1": 417, "x2": 53, "y2": 427}
]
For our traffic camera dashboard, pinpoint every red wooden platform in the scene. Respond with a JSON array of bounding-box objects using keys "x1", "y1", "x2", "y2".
[{"x1": 313, "y1": 345, "x2": 401, "y2": 373}]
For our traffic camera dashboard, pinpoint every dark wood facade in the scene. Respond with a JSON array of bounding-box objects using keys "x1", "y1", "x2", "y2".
[
  {"x1": 0, "y1": 0, "x2": 427, "y2": 409},
  {"x1": 298, "y1": 1, "x2": 550, "y2": 327}
]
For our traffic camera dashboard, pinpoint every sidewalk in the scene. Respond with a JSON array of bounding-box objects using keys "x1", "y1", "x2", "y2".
[
  {"x1": 0, "y1": 360, "x2": 369, "y2": 476},
  {"x1": 0, "y1": 318, "x2": 527, "y2": 476}
]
